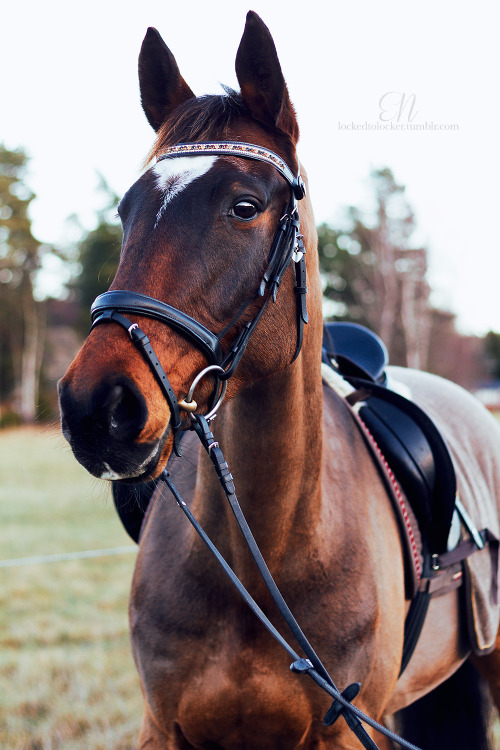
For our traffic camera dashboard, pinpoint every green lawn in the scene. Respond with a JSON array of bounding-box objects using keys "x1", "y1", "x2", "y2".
[{"x1": 0, "y1": 426, "x2": 142, "y2": 749}]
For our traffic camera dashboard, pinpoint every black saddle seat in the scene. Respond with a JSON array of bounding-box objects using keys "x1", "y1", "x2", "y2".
[{"x1": 322, "y1": 321, "x2": 388, "y2": 385}]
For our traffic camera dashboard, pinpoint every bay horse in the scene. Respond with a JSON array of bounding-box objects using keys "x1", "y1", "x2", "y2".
[{"x1": 59, "y1": 12, "x2": 500, "y2": 749}]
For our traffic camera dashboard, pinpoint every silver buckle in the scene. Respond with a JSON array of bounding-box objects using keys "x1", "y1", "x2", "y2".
[{"x1": 127, "y1": 323, "x2": 139, "y2": 338}]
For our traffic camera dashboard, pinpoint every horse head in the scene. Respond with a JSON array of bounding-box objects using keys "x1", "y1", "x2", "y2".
[{"x1": 58, "y1": 11, "x2": 319, "y2": 483}]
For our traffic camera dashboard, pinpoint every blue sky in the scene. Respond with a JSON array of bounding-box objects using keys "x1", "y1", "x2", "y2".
[{"x1": 2, "y1": 0, "x2": 498, "y2": 334}]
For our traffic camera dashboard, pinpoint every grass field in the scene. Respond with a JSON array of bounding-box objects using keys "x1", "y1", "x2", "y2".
[
  {"x1": 3, "y1": 422, "x2": 500, "y2": 749},
  {"x1": 0, "y1": 426, "x2": 143, "y2": 749}
]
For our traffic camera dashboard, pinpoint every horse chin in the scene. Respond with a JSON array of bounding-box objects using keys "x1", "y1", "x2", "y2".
[
  {"x1": 112, "y1": 432, "x2": 174, "y2": 484},
  {"x1": 101, "y1": 443, "x2": 163, "y2": 483},
  {"x1": 61, "y1": 420, "x2": 172, "y2": 483}
]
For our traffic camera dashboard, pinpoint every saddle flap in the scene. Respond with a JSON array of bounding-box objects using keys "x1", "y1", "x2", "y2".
[
  {"x1": 358, "y1": 396, "x2": 435, "y2": 530},
  {"x1": 112, "y1": 430, "x2": 198, "y2": 543},
  {"x1": 353, "y1": 379, "x2": 457, "y2": 553},
  {"x1": 112, "y1": 481, "x2": 157, "y2": 543}
]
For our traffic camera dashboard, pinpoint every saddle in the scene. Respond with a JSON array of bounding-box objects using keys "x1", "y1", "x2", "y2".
[
  {"x1": 322, "y1": 321, "x2": 500, "y2": 672},
  {"x1": 322, "y1": 322, "x2": 457, "y2": 555}
]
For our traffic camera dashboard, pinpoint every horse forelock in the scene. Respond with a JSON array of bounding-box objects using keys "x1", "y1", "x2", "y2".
[
  {"x1": 147, "y1": 91, "x2": 245, "y2": 163},
  {"x1": 146, "y1": 89, "x2": 299, "y2": 174}
]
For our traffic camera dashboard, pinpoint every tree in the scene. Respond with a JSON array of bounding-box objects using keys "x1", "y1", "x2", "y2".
[
  {"x1": 69, "y1": 179, "x2": 122, "y2": 334},
  {"x1": 484, "y1": 332, "x2": 500, "y2": 381},
  {"x1": 426, "y1": 309, "x2": 488, "y2": 389},
  {"x1": 318, "y1": 167, "x2": 431, "y2": 368},
  {"x1": 0, "y1": 145, "x2": 48, "y2": 423}
]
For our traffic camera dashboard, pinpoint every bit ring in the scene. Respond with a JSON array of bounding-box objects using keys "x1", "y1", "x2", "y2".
[{"x1": 179, "y1": 365, "x2": 227, "y2": 421}]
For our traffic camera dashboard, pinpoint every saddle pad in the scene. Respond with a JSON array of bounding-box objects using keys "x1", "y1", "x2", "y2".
[
  {"x1": 397, "y1": 369, "x2": 500, "y2": 654},
  {"x1": 322, "y1": 364, "x2": 500, "y2": 654},
  {"x1": 373, "y1": 367, "x2": 500, "y2": 654}
]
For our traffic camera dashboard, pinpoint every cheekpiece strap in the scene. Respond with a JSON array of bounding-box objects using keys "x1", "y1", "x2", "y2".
[
  {"x1": 157, "y1": 141, "x2": 306, "y2": 200},
  {"x1": 91, "y1": 309, "x2": 183, "y2": 457}
]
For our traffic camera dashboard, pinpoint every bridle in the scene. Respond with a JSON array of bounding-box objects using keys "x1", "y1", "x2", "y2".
[{"x1": 90, "y1": 141, "x2": 308, "y2": 456}]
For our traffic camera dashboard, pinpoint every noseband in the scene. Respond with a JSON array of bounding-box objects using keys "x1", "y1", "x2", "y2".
[{"x1": 90, "y1": 141, "x2": 307, "y2": 456}]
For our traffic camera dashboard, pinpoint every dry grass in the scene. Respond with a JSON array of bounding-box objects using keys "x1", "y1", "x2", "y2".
[{"x1": 0, "y1": 426, "x2": 143, "y2": 749}]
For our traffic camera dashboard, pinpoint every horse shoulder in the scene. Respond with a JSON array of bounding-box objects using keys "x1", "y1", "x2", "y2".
[{"x1": 320, "y1": 383, "x2": 406, "y2": 712}]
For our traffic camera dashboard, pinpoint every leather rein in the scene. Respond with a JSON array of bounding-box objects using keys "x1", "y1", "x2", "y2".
[{"x1": 89, "y1": 141, "x2": 421, "y2": 750}]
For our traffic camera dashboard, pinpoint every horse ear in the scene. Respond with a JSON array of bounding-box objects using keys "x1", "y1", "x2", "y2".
[
  {"x1": 139, "y1": 27, "x2": 195, "y2": 132},
  {"x1": 235, "y1": 12, "x2": 299, "y2": 143}
]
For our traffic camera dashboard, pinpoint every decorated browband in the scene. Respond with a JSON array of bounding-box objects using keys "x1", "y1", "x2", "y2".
[{"x1": 157, "y1": 141, "x2": 306, "y2": 201}]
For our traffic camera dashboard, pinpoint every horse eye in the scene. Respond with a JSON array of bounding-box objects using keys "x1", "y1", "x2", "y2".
[{"x1": 230, "y1": 200, "x2": 259, "y2": 221}]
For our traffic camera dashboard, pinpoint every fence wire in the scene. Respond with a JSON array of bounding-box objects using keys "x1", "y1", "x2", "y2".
[{"x1": 0, "y1": 545, "x2": 137, "y2": 568}]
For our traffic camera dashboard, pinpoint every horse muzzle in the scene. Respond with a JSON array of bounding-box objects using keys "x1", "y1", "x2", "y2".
[{"x1": 58, "y1": 372, "x2": 168, "y2": 481}]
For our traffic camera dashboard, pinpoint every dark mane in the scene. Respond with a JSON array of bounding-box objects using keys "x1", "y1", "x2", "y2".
[{"x1": 149, "y1": 89, "x2": 248, "y2": 162}]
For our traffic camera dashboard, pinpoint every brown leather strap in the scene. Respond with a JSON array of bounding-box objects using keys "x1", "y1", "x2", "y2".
[
  {"x1": 434, "y1": 530, "x2": 499, "y2": 605},
  {"x1": 433, "y1": 530, "x2": 495, "y2": 569},
  {"x1": 419, "y1": 564, "x2": 464, "y2": 597}
]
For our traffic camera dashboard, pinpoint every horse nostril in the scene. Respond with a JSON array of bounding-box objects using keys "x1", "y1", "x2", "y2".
[
  {"x1": 100, "y1": 379, "x2": 148, "y2": 440},
  {"x1": 103, "y1": 385, "x2": 126, "y2": 427}
]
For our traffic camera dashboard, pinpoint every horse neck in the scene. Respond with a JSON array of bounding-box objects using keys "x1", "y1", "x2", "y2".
[{"x1": 195, "y1": 308, "x2": 325, "y2": 570}]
